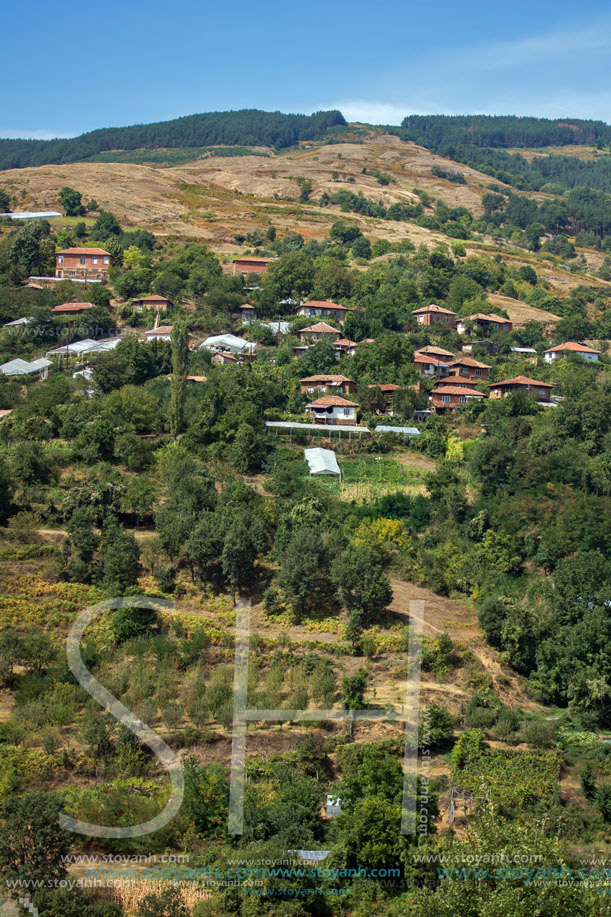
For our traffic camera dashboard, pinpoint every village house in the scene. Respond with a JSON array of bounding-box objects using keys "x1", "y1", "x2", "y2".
[
  {"x1": 132, "y1": 294, "x2": 171, "y2": 313},
  {"x1": 297, "y1": 301, "x2": 355, "y2": 325},
  {"x1": 334, "y1": 337, "x2": 358, "y2": 358},
  {"x1": 239, "y1": 303, "x2": 256, "y2": 321},
  {"x1": 369, "y1": 383, "x2": 400, "y2": 412},
  {"x1": 232, "y1": 257, "x2": 274, "y2": 275},
  {"x1": 431, "y1": 384, "x2": 486, "y2": 411},
  {"x1": 211, "y1": 352, "x2": 238, "y2": 365},
  {"x1": 487, "y1": 375, "x2": 554, "y2": 402},
  {"x1": 457, "y1": 313, "x2": 512, "y2": 335},
  {"x1": 305, "y1": 395, "x2": 358, "y2": 425},
  {"x1": 51, "y1": 302, "x2": 96, "y2": 316},
  {"x1": 511, "y1": 347, "x2": 538, "y2": 364},
  {"x1": 144, "y1": 325, "x2": 174, "y2": 342},
  {"x1": 462, "y1": 339, "x2": 499, "y2": 356},
  {"x1": 300, "y1": 374, "x2": 356, "y2": 396},
  {"x1": 412, "y1": 304, "x2": 456, "y2": 327},
  {"x1": 414, "y1": 345, "x2": 455, "y2": 362},
  {"x1": 543, "y1": 342, "x2": 600, "y2": 363},
  {"x1": 298, "y1": 321, "x2": 341, "y2": 342},
  {"x1": 447, "y1": 356, "x2": 491, "y2": 380},
  {"x1": 414, "y1": 353, "x2": 448, "y2": 376},
  {"x1": 55, "y1": 248, "x2": 113, "y2": 281}
]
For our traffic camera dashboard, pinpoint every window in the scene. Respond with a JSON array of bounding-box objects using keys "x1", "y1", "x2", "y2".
[
  {"x1": 69, "y1": 271, "x2": 75, "y2": 277},
  {"x1": 103, "y1": 257, "x2": 109, "y2": 264},
  {"x1": 459, "y1": 396, "x2": 466, "y2": 403},
  {"x1": 343, "y1": 408, "x2": 351, "y2": 416},
  {"x1": 58, "y1": 255, "x2": 64, "y2": 263},
  {"x1": 92, "y1": 257, "x2": 98, "y2": 264},
  {"x1": 442, "y1": 395, "x2": 451, "y2": 404},
  {"x1": 80, "y1": 256, "x2": 86, "y2": 265},
  {"x1": 475, "y1": 369, "x2": 482, "y2": 376}
]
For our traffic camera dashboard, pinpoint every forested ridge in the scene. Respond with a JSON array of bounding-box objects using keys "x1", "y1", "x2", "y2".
[{"x1": 0, "y1": 109, "x2": 346, "y2": 170}]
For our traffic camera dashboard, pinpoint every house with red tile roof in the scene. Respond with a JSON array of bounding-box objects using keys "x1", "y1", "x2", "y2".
[
  {"x1": 132, "y1": 294, "x2": 172, "y2": 312},
  {"x1": 55, "y1": 248, "x2": 113, "y2": 280},
  {"x1": 52, "y1": 302, "x2": 96, "y2": 315},
  {"x1": 369, "y1": 383, "x2": 400, "y2": 411},
  {"x1": 300, "y1": 374, "x2": 356, "y2": 395},
  {"x1": 211, "y1": 352, "x2": 238, "y2": 365},
  {"x1": 431, "y1": 384, "x2": 486, "y2": 411},
  {"x1": 298, "y1": 322, "x2": 341, "y2": 341},
  {"x1": 334, "y1": 338, "x2": 358, "y2": 357},
  {"x1": 297, "y1": 301, "x2": 356, "y2": 325},
  {"x1": 232, "y1": 257, "x2": 274, "y2": 275},
  {"x1": 447, "y1": 356, "x2": 491, "y2": 380},
  {"x1": 412, "y1": 304, "x2": 456, "y2": 328},
  {"x1": 487, "y1": 375, "x2": 554, "y2": 401},
  {"x1": 543, "y1": 342, "x2": 600, "y2": 363},
  {"x1": 414, "y1": 353, "x2": 448, "y2": 376},
  {"x1": 414, "y1": 345, "x2": 455, "y2": 361},
  {"x1": 305, "y1": 395, "x2": 358, "y2": 425},
  {"x1": 144, "y1": 325, "x2": 173, "y2": 342},
  {"x1": 457, "y1": 313, "x2": 512, "y2": 334}
]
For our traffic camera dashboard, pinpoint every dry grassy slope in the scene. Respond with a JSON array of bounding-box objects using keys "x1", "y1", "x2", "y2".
[{"x1": 2, "y1": 129, "x2": 610, "y2": 312}]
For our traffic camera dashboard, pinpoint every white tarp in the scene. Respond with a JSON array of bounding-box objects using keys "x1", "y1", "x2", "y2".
[
  {"x1": 304, "y1": 447, "x2": 341, "y2": 477},
  {"x1": 199, "y1": 333, "x2": 256, "y2": 354}
]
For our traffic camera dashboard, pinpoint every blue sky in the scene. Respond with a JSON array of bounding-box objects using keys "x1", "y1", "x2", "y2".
[{"x1": 2, "y1": 0, "x2": 611, "y2": 138}]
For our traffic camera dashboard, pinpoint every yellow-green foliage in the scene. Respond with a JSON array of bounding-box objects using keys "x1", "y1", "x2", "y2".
[{"x1": 353, "y1": 517, "x2": 412, "y2": 553}]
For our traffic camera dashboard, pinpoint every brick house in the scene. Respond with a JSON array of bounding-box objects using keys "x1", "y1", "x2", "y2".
[
  {"x1": 414, "y1": 353, "x2": 447, "y2": 376},
  {"x1": 412, "y1": 304, "x2": 456, "y2": 327},
  {"x1": 447, "y1": 356, "x2": 491, "y2": 380},
  {"x1": 369, "y1": 383, "x2": 400, "y2": 411},
  {"x1": 431, "y1": 384, "x2": 485, "y2": 411},
  {"x1": 457, "y1": 313, "x2": 512, "y2": 334},
  {"x1": 55, "y1": 248, "x2": 112, "y2": 281},
  {"x1": 297, "y1": 301, "x2": 355, "y2": 325},
  {"x1": 51, "y1": 302, "x2": 95, "y2": 315},
  {"x1": 543, "y1": 342, "x2": 600, "y2": 363},
  {"x1": 300, "y1": 374, "x2": 356, "y2": 395},
  {"x1": 305, "y1": 395, "x2": 358, "y2": 425},
  {"x1": 232, "y1": 257, "x2": 274, "y2": 275},
  {"x1": 298, "y1": 321, "x2": 341, "y2": 342},
  {"x1": 487, "y1": 375, "x2": 554, "y2": 402},
  {"x1": 132, "y1": 294, "x2": 171, "y2": 313}
]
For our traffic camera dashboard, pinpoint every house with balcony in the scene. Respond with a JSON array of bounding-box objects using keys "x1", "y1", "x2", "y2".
[
  {"x1": 457, "y1": 313, "x2": 512, "y2": 335},
  {"x1": 431, "y1": 384, "x2": 485, "y2": 411},
  {"x1": 51, "y1": 302, "x2": 96, "y2": 316},
  {"x1": 300, "y1": 374, "x2": 356, "y2": 396},
  {"x1": 305, "y1": 395, "x2": 358, "y2": 425},
  {"x1": 487, "y1": 375, "x2": 554, "y2": 402},
  {"x1": 447, "y1": 356, "x2": 491, "y2": 380},
  {"x1": 298, "y1": 322, "x2": 341, "y2": 342},
  {"x1": 132, "y1": 294, "x2": 171, "y2": 313},
  {"x1": 414, "y1": 345, "x2": 455, "y2": 362}
]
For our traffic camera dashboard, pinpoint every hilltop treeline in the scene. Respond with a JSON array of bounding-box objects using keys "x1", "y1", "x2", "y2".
[
  {"x1": 397, "y1": 114, "x2": 611, "y2": 194},
  {"x1": 0, "y1": 109, "x2": 346, "y2": 170},
  {"x1": 399, "y1": 114, "x2": 611, "y2": 149}
]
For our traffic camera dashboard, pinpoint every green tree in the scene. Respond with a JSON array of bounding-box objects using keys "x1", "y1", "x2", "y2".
[
  {"x1": 58, "y1": 186, "x2": 85, "y2": 216},
  {"x1": 342, "y1": 669, "x2": 368, "y2": 709},
  {"x1": 109, "y1": 604, "x2": 157, "y2": 644},
  {"x1": 0, "y1": 791, "x2": 70, "y2": 886},
  {"x1": 102, "y1": 522, "x2": 141, "y2": 591},
  {"x1": 277, "y1": 525, "x2": 330, "y2": 618},
  {"x1": 137, "y1": 887, "x2": 189, "y2": 917},
  {"x1": 331, "y1": 546, "x2": 393, "y2": 622},
  {"x1": 169, "y1": 323, "x2": 188, "y2": 439},
  {"x1": 92, "y1": 210, "x2": 121, "y2": 240},
  {"x1": 183, "y1": 757, "x2": 229, "y2": 837},
  {"x1": 0, "y1": 188, "x2": 10, "y2": 212},
  {"x1": 0, "y1": 456, "x2": 14, "y2": 523}
]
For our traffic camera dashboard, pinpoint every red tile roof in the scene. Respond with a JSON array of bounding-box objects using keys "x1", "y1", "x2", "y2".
[
  {"x1": 450, "y1": 356, "x2": 491, "y2": 369},
  {"x1": 544, "y1": 342, "x2": 600, "y2": 354},
  {"x1": 300, "y1": 322, "x2": 340, "y2": 334},
  {"x1": 57, "y1": 247, "x2": 111, "y2": 255},
  {"x1": 306, "y1": 395, "x2": 358, "y2": 408},
  {"x1": 240, "y1": 303, "x2": 255, "y2": 310},
  {"x1": 433, "y1": 385, "x2": 485, "y2": 397},
  {"x1": 413, "y1": 304, "x2": 456, "y2": 315},
  {"x1": 414, "y1": 353, "x2": 445, "y2": 365},
  {"x1": 369, "y1": 383, "x2": 400, "y2": 392},
  {"x1": 302, "y1": 300, "x2": 355, "y2": 311},
  {"x1": 145, "y1": 325, "x2": 173, "y2": 335},
  {"x1": 233, "y1": 257, "x2": 273, "y2": 263},
  {"x1": 462, "y1": 312, "x2": 510, "y2": 323},
  {"x1": 436, "y1": 375, "x2": 479, "y2": 386},
  {"x1": 487, "y1": 375, "x2": 554, "y2": 388},
  {"x1": 415, "y1": 345, "x2": 455, "y2": 357},
  {"x1": 335, "y1": 337, "x2": 358, "y2": 347},
  {"x1": 135, "y1": 294, "x2": 171, "y2": 303},
  {"x1": 301, "y1": 374, "x2": 354, "y2": 384},
  {"x1": 52, "y1": 302, "x2": 95, "y2": 312}
]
